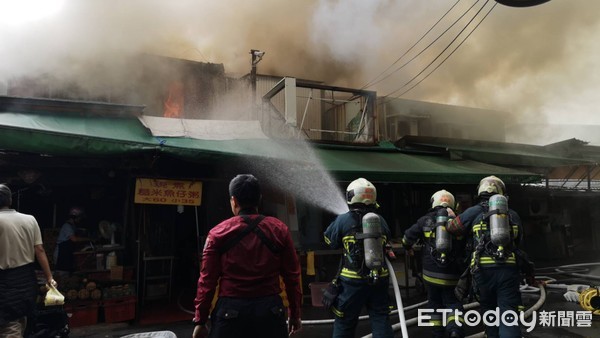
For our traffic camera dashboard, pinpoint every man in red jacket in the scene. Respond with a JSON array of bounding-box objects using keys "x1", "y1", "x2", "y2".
[{"x1": 192, "y1": 174, "x2": 302, "y2": 338}]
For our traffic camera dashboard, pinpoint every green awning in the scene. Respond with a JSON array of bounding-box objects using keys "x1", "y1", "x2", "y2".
[
  {"x1": 0, "y1": 112, "x2": 154, "y2": 156},
  {"x1": 0, "y1": 110, "x2": 542, "y2": 184},
  {"x1": 314, "y1": 147, "x2": 542, "y2": 184},
  {"x1": 0, "y1": 112, "x2": 298, "y2": 161}
]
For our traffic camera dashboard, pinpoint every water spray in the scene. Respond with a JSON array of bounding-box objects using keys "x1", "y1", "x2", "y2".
[{"x1": 243, "y1": 139, "x2": 348, "y2": 215}]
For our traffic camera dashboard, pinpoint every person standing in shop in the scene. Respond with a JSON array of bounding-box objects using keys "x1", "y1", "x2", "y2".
[
  {"x1": 54, "y1": 206, "x2": 90, "y2": 273},
  {"x1": 192, "y1": 174, "x2": 302, "y2": 338},
  {"x1": 0, "y1": 183, "x2": 56, "y2": 337}
]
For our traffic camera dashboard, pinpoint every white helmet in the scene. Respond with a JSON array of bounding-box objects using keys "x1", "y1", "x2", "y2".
[
  {"x1": 431, "y1": 189, "x2": 455, "y2": 209},
  {"x1": 477, "y1": 175, "x2": 506, "y2": 196},
  {"x1": 346, "y1": 178, "x2": 377, "y2": 205}
]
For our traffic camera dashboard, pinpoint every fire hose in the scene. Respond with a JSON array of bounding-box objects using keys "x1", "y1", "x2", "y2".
[{"x1": 362, "y1": 278, "x2": 546, "y2": 337}]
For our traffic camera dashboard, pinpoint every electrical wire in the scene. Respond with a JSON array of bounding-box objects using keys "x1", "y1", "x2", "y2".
[
  {"x1": 382, "y1": 0, "x2": 495, "y2": 100},
  {"x1": 390, "y1": 1, "x2": 497, "y2": 99},
  {"x1": 364, "y1": 0, "x2": 482, "y2": 90},
  {"x1": 360, "y1": 0, "x2": 464, "y2": 89}
]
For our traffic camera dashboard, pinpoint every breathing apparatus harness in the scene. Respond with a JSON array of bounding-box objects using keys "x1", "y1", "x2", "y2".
[
  {"x1": 343, "y1": 207, "x2": 386, "y2": 284},
  {"x1": 471, "y1": 194, "x2": 514, "y2": 274},
  {"x1": 425, "y1": 207, "x2": 458, "y2": 268},
  {"x1": 455, "y1": 196, "x2": 512, "y2": 303},
  {"x1": 218, "y1": 215, "x2": 282, "y2": 255}
]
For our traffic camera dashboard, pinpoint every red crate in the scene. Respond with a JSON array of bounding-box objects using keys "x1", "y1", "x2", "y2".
[
  {"x1": 64, "y1": 301, "x2": 99, "y2": 327},
  {"x1": 103, "y1": 296, "x2": 136, "y2": 323}
]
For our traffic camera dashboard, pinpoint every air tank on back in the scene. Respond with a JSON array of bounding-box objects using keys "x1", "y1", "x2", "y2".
[
  {"x1": 489, "y1": 194, "x2": 510, "y2": 257},
  {"x1": 362, "y1": 212, "x2": 384, "y2": 270},
  {"x1": 435, "y1": 208, "x2": 452, "y2": 264}
]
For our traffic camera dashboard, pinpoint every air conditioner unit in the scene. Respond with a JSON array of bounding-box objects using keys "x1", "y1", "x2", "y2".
[{"x1": 528, "y1": 198, "x2": 548, "y2": 216}]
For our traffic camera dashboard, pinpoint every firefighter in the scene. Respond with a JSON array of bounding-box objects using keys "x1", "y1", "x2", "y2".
[
  {"x1": 446, "y1": 176, "x2": 534, "y2": 338},
  {"x1": 402, "y1": 189, "x2": 465, "y2": 338},
  {"x1": 323, "y1": 178, "x2": 394, "y2": 338}
]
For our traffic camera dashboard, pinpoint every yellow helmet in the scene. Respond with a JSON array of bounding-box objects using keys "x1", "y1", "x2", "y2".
[
  {"x1": 477, "y1": 176, "x2": 506, "y2": 196},
  {"x1": 346, "y1": 178, "x2": 377, "y2": 205},
  {"x1": 430, "y1": 189, "x2": 455, "y2": 209}
]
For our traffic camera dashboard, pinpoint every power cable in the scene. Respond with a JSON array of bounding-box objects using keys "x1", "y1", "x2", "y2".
[
  {"x1": 392, "y1": 1, "x2": 497, "y2": 99},
  {"x1": 382, "y1": 0, "x2": 492, "y2": 99},
  {"x1": 182, "y1": 47, "x2": 210, "y2": 63},
  {"x1": 360, "y1": 0, "x2": 463, "y2": 89},
  {"x1": 364, "y1": 0, "x2": 483, "y2": 90},
  {"x1": 382, "y1": 0, "x2": 495, "y2": 100}
]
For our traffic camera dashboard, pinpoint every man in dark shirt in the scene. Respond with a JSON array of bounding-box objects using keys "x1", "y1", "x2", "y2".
[{"x1": 192, "y1": 174, "x2": 302, "y2": 338}]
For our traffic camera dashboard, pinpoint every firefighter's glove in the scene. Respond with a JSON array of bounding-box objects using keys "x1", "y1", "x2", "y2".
[
  {"x1": 402, "y1": 243, "x2": 414, "y2": 256},
  {"x1": 454, "y1": 269, "x2": 472, "y2": 302},
  {"x1": 455, "y1": 278, "x2": 470, "y2": 302},
  {"x1": 446, "y1": 208, "x2": 456, "y2": 218},
  {"x1": 385, "y1": 244, "x2": 397, "y2": 260},
  {"x1": 321, "y1": 281, "x2": 340, "y2": 310}
]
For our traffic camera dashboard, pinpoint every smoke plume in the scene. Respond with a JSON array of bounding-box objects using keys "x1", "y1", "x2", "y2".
[{"x1": 1, "y1": 0, "x2": 599, "y2": 144}]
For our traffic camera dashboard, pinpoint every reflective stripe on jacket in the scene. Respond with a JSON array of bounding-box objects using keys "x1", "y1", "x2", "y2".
[
  {"x1": 324, "y1": 209, "x2": 391, "y2": 280},
  {"x1": 402, "y1": 207, "x2": 466, "y2": 286},
  {"x1": 447, "y1": 202, "x2": 523, "y2": 268}
]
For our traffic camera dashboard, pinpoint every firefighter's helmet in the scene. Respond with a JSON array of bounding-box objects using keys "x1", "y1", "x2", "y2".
[
  {"x1": 431, "y1": 189, "x2": 455, "y2": 209},
  {"x1": 477, "y1": 176, "x2": 506, "y2": 196},
  {"x1": 346, "y1": 178, "x2": 377, "y2": 205}
]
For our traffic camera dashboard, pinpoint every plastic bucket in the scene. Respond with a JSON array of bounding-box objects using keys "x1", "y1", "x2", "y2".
[{"x1": 309, "y1": 282, "x2": 329, "y2": 307}]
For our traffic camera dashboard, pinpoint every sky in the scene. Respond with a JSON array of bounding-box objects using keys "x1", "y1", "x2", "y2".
[{"x1": 1, "y1": 0, "x2": 599, "y2": 145}]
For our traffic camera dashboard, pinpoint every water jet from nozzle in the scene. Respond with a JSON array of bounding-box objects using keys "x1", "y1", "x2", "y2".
[{"x1": 243, "y1": 140, "x2": 349, "y2": 215}]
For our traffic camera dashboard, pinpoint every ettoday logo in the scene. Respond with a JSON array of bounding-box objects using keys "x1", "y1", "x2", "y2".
[
  {"x1": 419, "y1": 308, "x2": 533, "y2": 333},
  {"x1": 418, "y1": 308, "x2": 594, "y2": 332}
]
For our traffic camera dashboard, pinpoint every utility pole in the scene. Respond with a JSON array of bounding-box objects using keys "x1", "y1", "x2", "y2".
[{"x1": 250, "y1": 49, "x2": 265, "y2": 107}]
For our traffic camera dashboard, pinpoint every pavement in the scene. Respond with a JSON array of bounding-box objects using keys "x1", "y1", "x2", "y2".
[
  {"x1": 68, "y1": 259, "x2": 600, "y2": 338},
  {"x1": 68, "y1": 285, "x2": 599, "y2": 338}
]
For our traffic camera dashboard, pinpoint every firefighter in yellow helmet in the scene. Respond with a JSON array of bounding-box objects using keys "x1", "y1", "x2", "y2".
[
  {"x1": 323, "y1": 178, "x2": 394, "y2": 338},
  {"x1": 402, "y1": 189, "x2": 465, "y2": 338},
  {"x1": 446, "y1": 176, "x2": 535, "y2": 338}
]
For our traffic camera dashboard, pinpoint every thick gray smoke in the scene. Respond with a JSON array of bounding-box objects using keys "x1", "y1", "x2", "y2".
[{"x1": 1, "y1": 1, "x2": 599, "y2": 144}]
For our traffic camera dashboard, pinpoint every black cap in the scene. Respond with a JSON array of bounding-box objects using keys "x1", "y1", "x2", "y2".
[{"x1": 229, "y1": 174, "x2": 261, "y2": 208}]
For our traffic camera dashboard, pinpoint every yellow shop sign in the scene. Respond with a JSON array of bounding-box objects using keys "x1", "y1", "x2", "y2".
[{"x1": 134, "y1": 178, "x2": 202, "y2": 206}]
